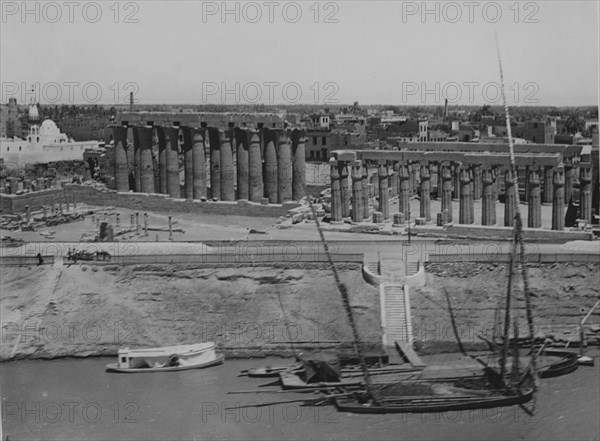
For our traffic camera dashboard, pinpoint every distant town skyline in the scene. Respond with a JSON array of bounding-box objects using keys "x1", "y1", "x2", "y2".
[{"x1": 1, "y1": 1, "x2": 598, "y2": 106}]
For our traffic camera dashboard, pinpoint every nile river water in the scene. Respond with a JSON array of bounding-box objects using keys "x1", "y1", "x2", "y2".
[{"x1": 1, "y1": 352, "x2": 599, "y2": 441}]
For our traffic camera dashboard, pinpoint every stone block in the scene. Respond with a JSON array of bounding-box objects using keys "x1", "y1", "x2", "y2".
[
  {"x1": 393, "y1": 212, "x2": 405, "y2": 226},
  {"x1": 437, "y1": 212, "x2": 447, "y2": 226},
  {"x1": 415, "y1": 217, "x2": 426, "y2": 226},
  {"x1": 373, "y1": 211, "x2": 384, "y2": 223}
]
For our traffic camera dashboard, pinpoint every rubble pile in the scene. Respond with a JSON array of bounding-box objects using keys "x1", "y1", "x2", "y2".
[
  {"x1": 0, "y1": 210, "x2": 84, "y2": 231},
  {"x1": 425, "y1": 262, "x2": 500, "y2": 278}
]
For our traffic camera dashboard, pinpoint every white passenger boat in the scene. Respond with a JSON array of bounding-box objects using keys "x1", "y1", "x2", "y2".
[{"x1": 106, "y1": 342, "x2": 224, "y2": 373}]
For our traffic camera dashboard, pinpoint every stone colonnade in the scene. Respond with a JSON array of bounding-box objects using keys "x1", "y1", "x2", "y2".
[
  {"x1": 328, "y1": 157, "x2": 590, "y2": 231},
  {"x1": 112, "y1": 125, "x2": 306, "y2": 203}
]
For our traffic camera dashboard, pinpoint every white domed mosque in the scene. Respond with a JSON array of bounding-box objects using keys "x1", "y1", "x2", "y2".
[{"x1": 0, "y1": 103, "x2": 102, "y2": 168}]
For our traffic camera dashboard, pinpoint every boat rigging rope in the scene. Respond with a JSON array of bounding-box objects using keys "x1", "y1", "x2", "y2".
[
  {"x1": 495, "y1": 28, "x2": 539, "y2": 393},
  {"x1": 308, "y1": 196, "x2": 378, "y2": 404}
]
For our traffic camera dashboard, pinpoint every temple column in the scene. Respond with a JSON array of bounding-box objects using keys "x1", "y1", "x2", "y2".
[
  {"x1": 419, "y1": 163, "x2": 431, "y2": 222},
  {"x1": 361, "y1": 165, "x2": 370, "y2": 220},
  {"x1": 492, "y1": 166, "x2": 501, "y2": 202},
  {"x1": 398, "y1": 164, "x2": 410, "y2": 218},
  {"x1": 291, "y1": 129, "x2": 306, "y2": 201},
  {"x1": 373, "y1": 165, "x2": 379, "y2": 197},
  {"x1": 339, "y1": 162, "x2": 350, "y2": 218},
  {"x1": 481, "y1": 168, "x2": 495, "y2": 225},
  {"x1": 543, "y1": 166, "x2": 554, "y2": 205},
  {"x1": 330, "y1": 160, "x2": 342, "y2": 222},
  {"x1": 504, "y1": 169, "x2": 516, "y2": 227},
  {"x1": 472, "y1": 165, "x2": 482, "y2": 200},
  {"x1": 192, "y1": 129, "x2": 207, "y2": 199},
  {"x1": 235, "y1": 128, "x2": 249, "y2": 201},
  {"x1": 132, "y1": 127, "x2": 141, "y2": 192},
  {"x1": 156, "y1": 126, "x2": 168, "y2": 194},
  {"x1": 248, "y1": 131, "x2": 263, "y2": 202},
  {"x1": 166, "y1": 126, "x2": 181, "y2": 198},
  {"x1": 220, "y1": 129, "x2": 235, "y2": 201},
  {"x1": 563, "y1": 159, "x2": 574, "y2": 205},
  {"x1": 207, "y1": 127, "x2": 220, "y2": 199},
  {"x1": 112, "y1": 125, "x2": 129, "y2": 192},
  {"x1": 409, "y1": 162, "x2": 417, "y2": 196},
  {"x1": 552, "y1": 166, "x2": 565, "y2": 230},
  {"x1": 277, "y1": 132, "x2": 292, "y2": 203},
  {"x1": 181, "y1": 126, "x2": 195, "y2": 199},
  {"x1": 430, "y1": 163, "x2": 438, "y2": 199},
  {"x1": 138, "y1": 125, "x2": 155, "y2": 194},
  {"x1": 264, "y1": 129, "x2": 278, "y2": 203},
  {"x1": 437, "y1": 162, "x2": 444, "y2": 200},
  {"x1": 580, "y1": 164, "x2": 592, "y2": 225},
  {"x1": 459, "y1": 166, "x2": 473, "y2": 224},
  {"x1": 351, "y1": 161, "x2": 363, "y2": 222},
  {"x1": 452, "y1": 162, "x2": 460, "y2": 200},
  {"x1": 524, "y1": 166, "x2": 530, "y2": 204},
  {"x1": 527, "y1": 167, "x2": 542, "y2": 228},
  {"x1": 378, "y1": 163, "x2": 389, "y2": 220},
  {"x1": 390, "y1": 162, "x2": 399, "y2": 198},
  {"x1": 440, "y1": 164, "x2": 453, "y2": 222},
  {"x1": 469, "y1": 167, "x2": 475, "y2": 223}
]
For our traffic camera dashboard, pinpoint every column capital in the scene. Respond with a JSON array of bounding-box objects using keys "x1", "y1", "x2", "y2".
[
  {"x1": 482, "y1": 168, "x2": 494, "y2": 184},
  {"x1": 459, "y1": 166, "x2": 471, "y2": 183},
  {"x1": 553, "y1": 165, "x2": 565, "y2": 187},
  {"x1": 378, "y1": 164, "x2": 389, "y2": 178},
  {"x1": 441, "y1": 165, "x2": 452, "y2": 180},
  {"x1": 330, "y1": 164, "x2": 340, "y2": 180}
]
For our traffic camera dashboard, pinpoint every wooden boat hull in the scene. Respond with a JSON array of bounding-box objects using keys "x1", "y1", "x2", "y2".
[
  {"x1": 335, "y1": 388, "x2": 534, "y2": 413},
  {"x1": 106, "y1": 354, "x2": 224, "y2": 373},
  {"x1": 280, "y1": 366, "x2": 434, "y2": 390},
  {"x1": 245, "y1": 366, "x2": 303, "y2": 378},
  {"x1": 538, "y1": 349, "x2": 579, "y2": 378}
]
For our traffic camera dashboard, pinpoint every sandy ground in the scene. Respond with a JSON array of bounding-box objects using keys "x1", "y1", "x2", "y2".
[
  {"x1": 1, "y1": 200, "x2": 598, "y2": 361},
  {"x1": 412, "y1": 262, "x2": 600, "y2": 353},
  {"x1": 0, "y1": 194, "x2": 572, "y2": 245},
  {"x1": 2, "y1": 259, "x2": 598, "y2": 360},
  {"x1": 0, "y1": 262, "x2": 381, "y2": 360}
]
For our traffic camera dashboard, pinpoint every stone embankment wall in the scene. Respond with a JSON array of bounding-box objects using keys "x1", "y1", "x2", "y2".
[{"x1": 0, "y1": 185, "x2": 299, "y2": 217}]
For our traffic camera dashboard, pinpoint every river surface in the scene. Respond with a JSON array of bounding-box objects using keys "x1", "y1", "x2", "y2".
[{"x1": 1, "y1": 352, "x2": 599, "y2": 441}]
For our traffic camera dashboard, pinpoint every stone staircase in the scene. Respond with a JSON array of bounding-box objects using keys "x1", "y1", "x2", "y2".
[
  {"x1": 405, "y1": 261, "x2": 420, "y2": 276},
  {"x1": 363, "y1": 254, "x2": 419, "y2": 352},
  {"x1": 381, "y1": 283, "x2": 412, "y2": 345}
]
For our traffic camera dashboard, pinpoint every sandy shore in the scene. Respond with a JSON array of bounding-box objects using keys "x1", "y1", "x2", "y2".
[
  {"x1": 1, "y1": 258, "x2": 598, "y2": 360},
  {"x1": 1, "y1": 262, "x2": 381, "y2": 360}
]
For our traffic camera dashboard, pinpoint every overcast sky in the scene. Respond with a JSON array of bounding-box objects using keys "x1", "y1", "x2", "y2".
[{"x1": 1, "y1": 1, "x2": 598, "y2": 106}]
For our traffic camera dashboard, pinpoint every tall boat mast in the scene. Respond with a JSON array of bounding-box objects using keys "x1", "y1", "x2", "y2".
[
  {"x1": 495, "y1": 30, "x2": 539, "y2": 391},
  {"x1": 308, "y1": 199, "x2": 377, "y2": 403}
]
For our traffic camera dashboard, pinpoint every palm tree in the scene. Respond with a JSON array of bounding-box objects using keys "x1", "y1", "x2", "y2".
[
  {"x1": 564, "y1": 113, "x2": 586, "y2": 135},
  {"x1": 472, "y1": 104, "x2": 494, "y2": 122}
]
